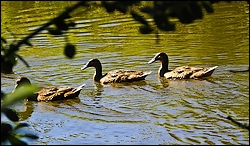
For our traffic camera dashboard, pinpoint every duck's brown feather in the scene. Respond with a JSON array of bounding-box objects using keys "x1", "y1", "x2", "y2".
[
  {"x1": 15, "y1": 77, "x2": 85, "y2": 102},
  {"x1": 100, "y1": 70, "x2": 152, "y2": 84},
  {"x1": 148, "y1": 52, "x2": 218, "y2": 79},
  {"x1": 164, "y1": 66, "x2": 217, "y2": 79},
  {"x1": 81, "y1": 58, "x2": 152, "y2": 85}
]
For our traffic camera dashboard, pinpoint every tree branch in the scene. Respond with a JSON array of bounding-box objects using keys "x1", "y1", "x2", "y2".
[{"x1": 5, "y1": 1, "x2": 86, "y2": 57}]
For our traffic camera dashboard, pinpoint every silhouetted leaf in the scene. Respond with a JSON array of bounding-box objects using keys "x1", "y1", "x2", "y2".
[
  {"x1": 47, "y1": 28, "x2": 63, "y2": 36},
  {"x1": 64, "y1": 43, "x2": 76, "y2": 59},
  {"x1": 140, "y1": 6, "x2": 154, "y2": 16},
  {"x1": 167, "y1": 8, "x2": 179, "y2": 18},
  {"x1": 1, "y1": 57, "x2": 14, "y2": 74},
  {"x1": 54, "y1": 19, "x2": 69, "y2": 31},
  {"x1": 68, "y1": 21, "x2": 76, "y2": 27},
  {"x1": 159, "y1": 22, "x2": 176, "y2": 31},
  {"x1": 14, "y1": 123, "x2": 30, "y2": 130},
  {"x1": 9, "y1": 43, "x2": 19, "y2": 52},
  {"x1": 1, "y1": 123, "x2": 13, "y2": 131},
  {"x1": 202, "y1": 1, "x2": 214, "y2": 13},
  {"x1": 79, "y1": 1, "x2": 87, "y2": 6},
  {"x1": 102, "y1": 1, "x2": 115, "y2": 13},
  {"x1": 8, "y1": 53, "x2": 18, "y2": 66},
  {"x1": 2, "y1": 108, "x2": 19, "y2": 122},
  {"x1": 1, "y1": 91, "x2": 5, "y2": 99},
  {"x1": 139, "y1": 25, "x2": 154, "y2": 34},
  {"x1": 1, "y1": 37, "x2": 7, "y2": 44},
  {"x1": 131, "y1": 11, "x2": 149, "y2": 26},
  {"x1": 1, "y1": 51, "x2": 17, "y2": 73},
  {"x1": 119, "y1": 1, "x2": 140, "y2": 6},
  {"x1": 177, "y1": 6, "x2": 195, "y2": 24},
  {"x1": 114, "y1": 2, "x2": 128, "y2": 14},
  {"x1": 189, "y1": 2, "x2": 203, "y2": 19},
  {"x1": 23, "y1": 40, "x2": 33, "y2": 47},
  {"x1": 8, "y1": 134, "x2": 27, "y2": 145},
  {"x1": 1, "y1": 123, "x2": 13, "y2": 142},
  {"x1": 61, "y1": 11, "x2": 71, "y2": 19},
  {"x1": 154, "y1": 14, "x2": 176, "y2": 32},
  {"x1": 1, "y1": 84, "x2": 38, "y2": 108},
  {"x1": 210, "y1": 1, "x2": 220, "y2": 4}
]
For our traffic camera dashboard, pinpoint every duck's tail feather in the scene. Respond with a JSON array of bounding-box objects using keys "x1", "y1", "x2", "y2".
[
  {"x1": 144, "y1": 71, "x2": 152, "y2": 75},
  {"x1": 142, "y1": 71, "x2": 152, "y2": 77},
  {"x1": 73, "y1": 83, "x2": 85, "y2": 93},
  {"x1": 140, "y1": 71, "x2": 152, "y2": 79},
  {"x1": 204, "y1": 66, "x2": 218, "y2": 77}
]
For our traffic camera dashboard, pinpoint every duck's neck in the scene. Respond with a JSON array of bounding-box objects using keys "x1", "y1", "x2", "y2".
[
  {"x1": 159, "y1": 59, "x2": 169, "y2": 77},
  {"x1": 93, "y1": 62, "x2": 103, "y2": 81}
]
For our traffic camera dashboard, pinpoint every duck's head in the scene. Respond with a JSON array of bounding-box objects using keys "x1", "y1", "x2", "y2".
[
  {"x1": 148, "y1": 52, "x2": 169, "y2": 64},
  {"x1": 81, "y1": 58, "x2": 101, "y2": 70},
  {"x1": 15, "y1": 77, "x2": 31, "y2": 89}
]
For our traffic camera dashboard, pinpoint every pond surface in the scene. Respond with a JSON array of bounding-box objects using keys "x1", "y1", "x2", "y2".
[{"x1": 1, "y1": 1, "x2": 249, "y2": 145}]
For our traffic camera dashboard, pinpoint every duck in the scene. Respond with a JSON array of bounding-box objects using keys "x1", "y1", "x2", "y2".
[
  {"x1": 148, "y1": 52, "x2": 218, "y2": 79},
  {"x1": 81, "y1": 58, "x2": 152, "y2": 85},
  {"x1": 14, "y1": 77, "x2": 85, "y2": 101}
]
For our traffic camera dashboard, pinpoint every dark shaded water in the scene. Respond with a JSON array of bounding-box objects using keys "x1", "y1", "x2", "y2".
[{"x1": 1, "y1": 1, "x2": 249, "y2": 145}]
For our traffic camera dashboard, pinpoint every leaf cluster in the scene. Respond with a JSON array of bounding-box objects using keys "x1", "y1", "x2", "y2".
[
  {"x1": 1, "y1": 37, "x2": 31, "y2": 74},
  {"x1": 1, "y1": 84, "x2": 39, "y2": 145},
  {"x1": 102, "y1": 1, "x2": 217, "y2": 34}
]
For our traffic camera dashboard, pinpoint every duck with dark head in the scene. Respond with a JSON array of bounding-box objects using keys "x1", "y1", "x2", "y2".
[
  {"x1": 81, "y1": 58, "x2": 152, "y2": 85},
  {"x1": 14, "y1": 77, "x2": 85, "y2": 102},
  {"x1": 148, "y1": 52, "x2": 218, "y2": 80}
]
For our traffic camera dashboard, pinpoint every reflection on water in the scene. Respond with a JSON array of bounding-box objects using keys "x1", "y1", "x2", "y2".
[{"x1": 1, "y1": 1, "x2": 249, "y2": 145}]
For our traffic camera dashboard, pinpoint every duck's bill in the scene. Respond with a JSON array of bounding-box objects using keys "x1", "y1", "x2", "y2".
[
  {"x1": 14, "y1": 84, "x2": 18, "y2": 89},
  {"x1": 148, "y1": 58, "x2": 156, "y2": 64},
  {"x1": 12, "y1": 84, "x2": 19, "y2": 93},
  {"x1": 81, "y1": 65, "x2": 88, "y2": 70}
]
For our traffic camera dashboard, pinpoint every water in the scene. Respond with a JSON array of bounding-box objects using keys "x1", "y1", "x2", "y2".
[{"x1": 1, "y1": 1, "x2": 249, "y2": 145}]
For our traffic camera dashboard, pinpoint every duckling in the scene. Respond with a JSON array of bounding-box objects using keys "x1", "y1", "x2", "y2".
[
  {"x1": 15, "y1": 77, "x2": 85, "y2": 101},
  {"x1": 148, "y1": 52, "x2": 218, "y2": 79},
  {"x1": 81, "y1": 58, "x2": 152, "y2": 84}
]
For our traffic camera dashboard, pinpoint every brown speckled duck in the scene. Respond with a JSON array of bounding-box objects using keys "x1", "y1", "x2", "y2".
[
  {"x1": 148, "y1": 52, "x2": 218, "y2": 79},
  {"x1": 81, "y1": 58, "x2": 152, "y2": 85},
  {"x1": 15, "y1": 77, "x2": 85, "y2": 101}
]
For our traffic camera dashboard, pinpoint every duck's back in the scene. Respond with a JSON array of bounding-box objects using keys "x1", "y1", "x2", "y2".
[
  {"x1": 164, "y1": 66, "x2": 217, "y2": 79},
  {"x1": 100, "y1": 69, "x2": 151, "y2": 84},
  {"x1": 36, "y1": 86, "x2": 80, "y2": 101}
]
